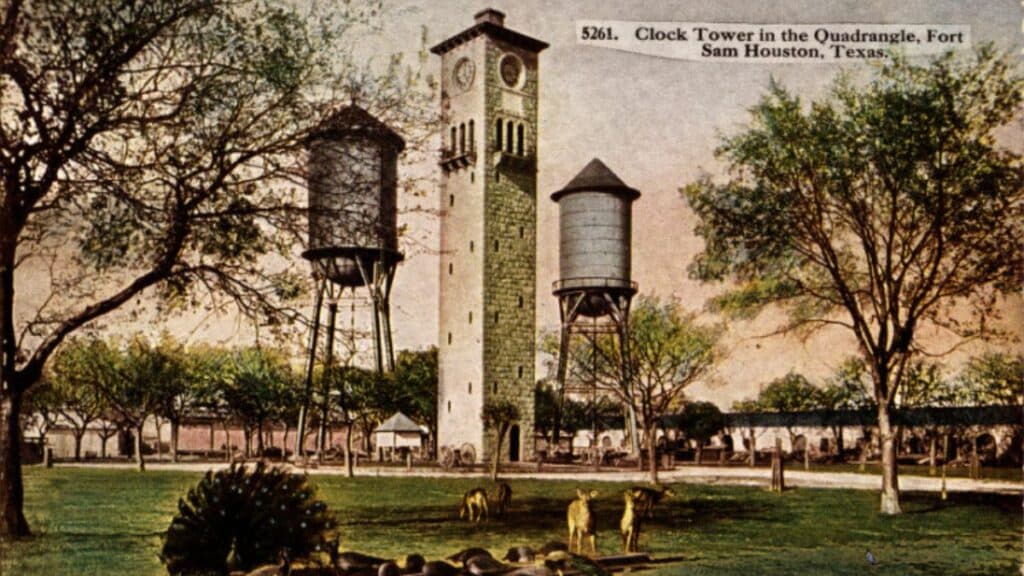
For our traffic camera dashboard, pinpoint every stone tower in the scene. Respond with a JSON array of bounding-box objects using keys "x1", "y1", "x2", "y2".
[{"x1": 432, "y1": 9, "x2": 547, "y2": 464}]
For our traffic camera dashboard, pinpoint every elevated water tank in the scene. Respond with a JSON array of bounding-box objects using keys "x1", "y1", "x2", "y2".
[
  {"x1": 551, "y1": 158, "x2": 639, "y2": 316},
  {"x1": 304, "y1": 105, "x2": 405, "y2": 286}
]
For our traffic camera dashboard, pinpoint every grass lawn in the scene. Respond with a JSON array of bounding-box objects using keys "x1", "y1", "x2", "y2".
[{"x1": 1, "y1": 466, "x2": 1020, "y2": 575}]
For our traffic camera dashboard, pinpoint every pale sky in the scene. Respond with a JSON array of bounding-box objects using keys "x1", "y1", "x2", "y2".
[
  {"x1": 373, "y1": 1, "x2": 1024, "y2": 406},
  {"x1": 24, "y1": 1, "x2": 1022, "y2": 408}
]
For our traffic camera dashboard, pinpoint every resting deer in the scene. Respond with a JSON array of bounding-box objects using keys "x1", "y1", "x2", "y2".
[
  {"x1": 629, "y1": 484, "x2": 674, "y2": 518},
  {"x1": 494, "y1": 481, "x2": 512, "y2": 516},
  {"x1": 620, "y1": 490, "x2": 641, "y2": 553},
  {"x1": 459, "y1": 488, "x2": 489, "y2": 523},
  {"x1": 567, "y1": 488, "x2": 599, "y2": 554}
]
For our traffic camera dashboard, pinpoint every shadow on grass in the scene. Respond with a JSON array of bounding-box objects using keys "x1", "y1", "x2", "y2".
[{"x1": 900, "y1": 491, "x2": 1022, "y2": 515}]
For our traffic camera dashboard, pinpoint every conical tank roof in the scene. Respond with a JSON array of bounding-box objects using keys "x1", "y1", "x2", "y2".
[
  {"x1": 308, "y1": 105, "x2": 405, "y2": 151},
  {"x1": 551, "y1": 158, "x2": 640, "y2": 201}
]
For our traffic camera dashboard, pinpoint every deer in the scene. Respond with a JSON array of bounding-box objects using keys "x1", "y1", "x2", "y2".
[
  {"x1": 620, "y1": 490, "x2": 641, "y2": 553},
  {"x1": 629, "y1": 484, "x2": 675, "y2": 518},
  {"x1": 459, "y1": 488, "x2": 489, "y2": 523},
  {"x1": 494, "y1": 481, "x2": 513, "y2": 516},
  {"x1": 567, "y1": 488, "x2": 599, "y2": 554}
]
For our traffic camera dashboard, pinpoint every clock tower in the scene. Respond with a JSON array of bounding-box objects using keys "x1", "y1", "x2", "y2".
[{"x1": 432, "y1": 9, "x2": 547, "y2": 464}]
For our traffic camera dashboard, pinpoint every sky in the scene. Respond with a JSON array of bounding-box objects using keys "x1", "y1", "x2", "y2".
[
  {"x1": 360, "y1": 0, "x2": 1023, "y2": 406},
  {"x1": 25, "y1": 1, "x2": 1021, "y2": 408}
]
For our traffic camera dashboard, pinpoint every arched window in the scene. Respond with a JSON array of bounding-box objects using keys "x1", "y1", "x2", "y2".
[
  {"x1": 468, "y1": 119, "x2": 475, "y2": 151},
  {"x1": 495, "y1": 119, "x2": 503, "y2": 149},
  {"x1": 459, "y1": 123, "x2": 466, "y2": 154},
  {"x1": 450, "y1": 126, "x2": 457, "y2": 152},
  {"x1": 517, "y1": 124, "x2": 524, "y2": 155},
  {"x1": 506, "y1": 120, "x2": 514, "y2": 152}
]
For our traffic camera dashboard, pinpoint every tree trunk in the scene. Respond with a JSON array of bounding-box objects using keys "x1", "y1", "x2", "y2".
[
  {"x1": 647, "y1": 428, "x2": 658, "y2": 483},
  {"x1": 154, "y1": 416, "x2": 162, "y2": 460},
  {"x1": 134, "y1": 423, "x2": 146, "y2": 472},
  {"x1": 256, "y1": 421, "x2": 264, "y2": 458},
  {"x1": 281, "y1": 423, "x2": 290, "y2": 463},
  {"x1": 171, "y1": 420, "x2": 180, "y2": 463},
  {"x1": 222, "y1": 421, "x2": 234, "y2": 463},
  {"x1": 695, "y1": 444, "x2": 703, "y2": 465},
  {"x1": 74, "y1": 431, "x2": 84, "y2": 461},
  {"x1": 99, "y1": 434, "x2": 110, "y2": 459},
  {"x1": 345, "y1": 424, "x2": 354, "y2": 478},
  {"x1": 243, "y1": 427, "x2": 251, "y2": 459},
  {"x1": 877, "y1": 404, "x2": 901, "y2": 515},
  {"x1": 928, "y1": 434, "x2": 937, "y2": 476},
  {"x1": 748, "y1": 427, "x2": 756, "y2": 467},
  {"x1": 0, "y1": 389, "x2": 31, "y2": 537},
  {"x1": 491, "y1": 425, "x2": 506, "y2": 481}
]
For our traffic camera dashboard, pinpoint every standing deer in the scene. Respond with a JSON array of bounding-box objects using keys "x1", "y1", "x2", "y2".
[
  {"x1": 567, "y1": 488, "x2": 599, "y2": 554},
  {"x1": 620, "y1": 490, "x2": 641, "y2": 553},
  {"x1": 459, "y1": 488, "x2": 489, "y2": 523},
  {"x1": 629, "y1": 484, "x2": 674, "y2": 518},
  {"x1": 494, "y1": 481, "x2": 513, "y2": 516}
]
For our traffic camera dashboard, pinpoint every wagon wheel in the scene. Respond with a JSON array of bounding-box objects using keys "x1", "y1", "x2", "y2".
[
  {"x1": 440, "y1": 446, "x2": 455, "y2": 470},
  {"x1": 460, "y1": 443, "x2": 477, "y2": 465}
]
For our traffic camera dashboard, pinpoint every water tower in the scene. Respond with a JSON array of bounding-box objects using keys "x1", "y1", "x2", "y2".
[
  {"x1": 295, "y1": 105, "x2": 405, "y2": 459},
  {"x1": 551, "y1": 158, "x2": 640, "y2": 456}
]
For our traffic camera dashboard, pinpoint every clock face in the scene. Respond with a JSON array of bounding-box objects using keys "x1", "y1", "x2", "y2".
[
  {"x1": 453, "y1": 58, "x2": 475, "y2": 90},
  {"x1": 499, "y1": 54, "x2": 523, "y2": 88}
]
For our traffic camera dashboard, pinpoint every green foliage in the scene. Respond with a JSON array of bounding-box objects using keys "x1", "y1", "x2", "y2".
[
  {"x1": 481, "y1": 399, "x2": 520, "y2": 430},
  {"x1": 959, "y1": 352, "x2": 1024, "y2": 405},
  {"x1": 756, "y1": 372, "x2": 820, "y2": 413},
  {"x1": 683, "y1": 47, "x2": 1023, "y2": 391},
  {"x1": 819, "y1": 357, "x2": 874, "y2": 411},
  {"x1": 161, "y1": 463, "x2": 334, "y2": 575},
  {"x1": 677, "y1": 401, "x2": 726, "y2": 444}
]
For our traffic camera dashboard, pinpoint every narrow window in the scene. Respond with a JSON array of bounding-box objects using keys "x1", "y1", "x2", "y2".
[
  {"x1": 469, "y1": 241, "x2": 474, "y2": 252},
  {"x1": 468, "y1": 119, "x2": 475, "y2": 151},
  {"x1": 459, "y1": 123, "x2": 466, "y2": 153},
  {"x1": 506, "y1": 120, "x2": 514, "y2": 152},
  {"x1": 449, "y1": 194, "x2": 454, "y2": 207},
  {"x1": 519, "y1": 226, "x2": 524, "y2": 238},
  {"x1": 517, "y1": 124, "x2": 524, "y2": 155},
  {"x1": 471, "y1": 172, "x2": 475, "y2": 183},
  {"x1": 468, "y1": 382, "x2": 473, "y2": 394},
  {"x1": 447, "y1": 400, "x2": 451, "y2": 413},
  {"x1": 494, "y1": 239, "x2": 500, "y2": 252},
  {"x1": 468, "y1": 311, "x2": 473, "y2": 324},
  {"x1": 448, "y1": 262, "x2": 453, "y2": 275},
  {"x1": 495, "y1": 172, "x2": 500, "y2": 183},
  {"x1": 493, "y1": 311, "x2": 499, "y2": 324},
  {"x1": 517, "y1": 295, "x2": 524, "y2": 308},
  {"x1": 495, "y1": 119, "x2": 503, "y2": 149},
  {"x1": 450, "y1": 126, "x2": 456, "y2": 151},
  {"x1": 447, "y1": 332, "x2": 452, "y2": 345},
  {"x1": 493, "y1": 381, "x2": 498, "y2": 393},
  {"x1": 517, "y1": 366, "x2": 524, "y2": 378}
]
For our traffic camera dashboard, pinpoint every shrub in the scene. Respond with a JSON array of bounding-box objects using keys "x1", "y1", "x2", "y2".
[{"x1": 161, "y1": 462, "x2": 335, "y2": 575}]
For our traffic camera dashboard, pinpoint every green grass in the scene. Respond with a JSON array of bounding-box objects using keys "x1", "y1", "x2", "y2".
[{"x1": 1, "y1": 466, "x2": 1021, "y2": 575}]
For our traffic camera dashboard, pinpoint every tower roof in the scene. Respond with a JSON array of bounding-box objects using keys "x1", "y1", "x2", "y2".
[
  {"x1": 308, "y1": 105, "x2": 405, "y2": 151},
  {"x1": 430, "y1": 9, "x2": 548, "y2": 55},
  {"x1": 551, "y1": 158, "x2": 641, "y2": 201}
]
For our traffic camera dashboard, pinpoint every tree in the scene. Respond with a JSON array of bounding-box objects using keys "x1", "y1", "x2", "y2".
[
  {"x1": 959, "y1": 353, "x2": 1024, "y2": 406},
  {"x1": 565, "y1": 296, "x2": 720, "y2": 482},
  {"x1": 819, "y1": 358, "x2": 874, "y2": 458},
  {"x1": 392, "y1": 348, "x2": 438, "y2": 457},
  {"x1": 683, "y1": 48, "x2": 1023, "y2": 514},
  {"x1": 676, "y1": 400, "x2": 725, "y2": 464},
  {"x1": 49, "y1": 342, "x2": 110, "y2": 460},
  {"x1": 755, "y1": 372, "x2": 820, "y2": 449},
  {"x1": 0, "y1": 0, "x2": 435, "y2": 536},
  {"x1": 481, "y1": 399, "x2": 519, "y2": 481},
  {"x1": 223, "y1": 347, "x2": 296, "y2": 459}
]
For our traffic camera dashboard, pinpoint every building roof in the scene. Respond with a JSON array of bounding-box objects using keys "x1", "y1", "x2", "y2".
[
  {"x1": 551, "y1": 158, "x2": 641, "y2": 201},
  {"x1": 308, "y1": 105, "x2": 405, "y2": 151},
  {"x1": 430, "y1": 9, "x2": 548, "y2": 55},
  {"x1": 373, "y1": 411, "x2": 425, "y2": 434}
]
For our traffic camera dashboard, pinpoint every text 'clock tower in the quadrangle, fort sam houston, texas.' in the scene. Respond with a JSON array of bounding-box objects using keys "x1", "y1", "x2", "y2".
[{"x1": 433, "y1": 9, "x2": 547, "y2": 465}]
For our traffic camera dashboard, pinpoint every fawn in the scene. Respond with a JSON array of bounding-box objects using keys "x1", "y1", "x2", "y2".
[
  {"x1": 567, "y1": 488, "x2": 599, "y2": 554},
  {"x1": 620, "y1": 489, "x2": 641, "y2": 553},
  {"x1": 459, "y1": 488, "x2": 489, "y2": 523}
]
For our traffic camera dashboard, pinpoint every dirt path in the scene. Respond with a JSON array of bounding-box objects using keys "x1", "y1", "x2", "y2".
[{"x1": 52, "y1": 461, "x2": 1022, "y2": 494}]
